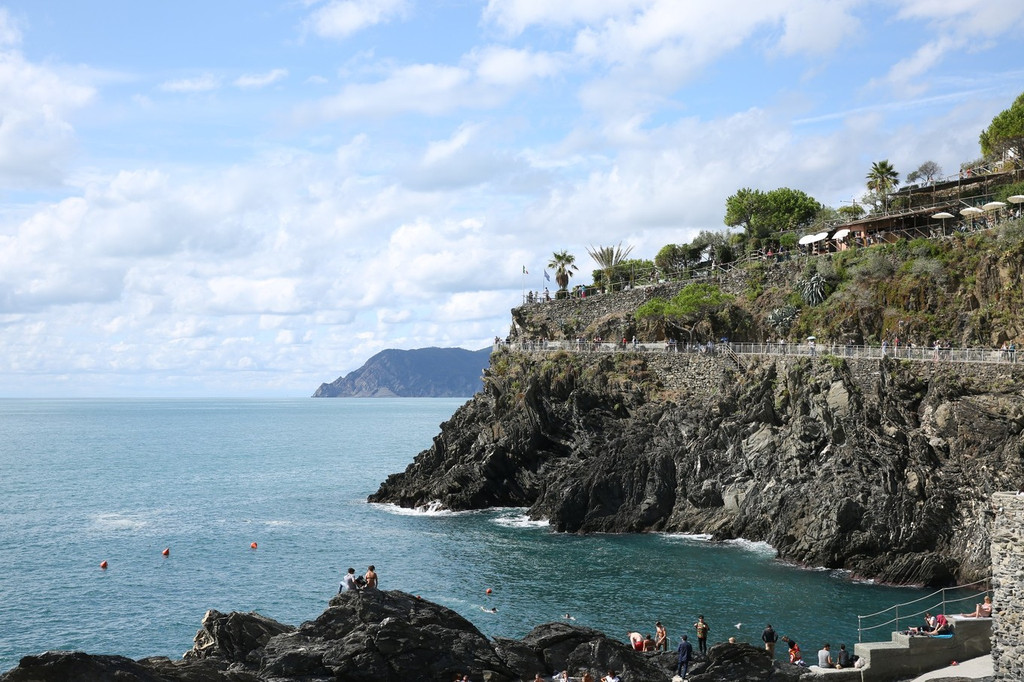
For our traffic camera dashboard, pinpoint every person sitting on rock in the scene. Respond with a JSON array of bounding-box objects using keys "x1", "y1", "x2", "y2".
[
  {"x1": 961, "y1": 595, "x2": 992, "y2": 618},
  {"x1": 817, "y1": 643, "x2": 834, "y2": 668},
  {"x1": 340, "y1": 567, "x2": 360, "y2": 592},
  {"x1": 364, "y1": 565, "x2": 378, "y2": 589},
  {"x1": 782, "y1": 636, "x2": 804, "y2": 665},
  {"x1": 581, "y1": 672, "x2": 594, "y2": 682},
  {"x1": 835, "y1": 644, "x2": 854, "y2": 669},
  {"x1": 600, "y1": 669, "x2": 620, "y2": 682},
  {"x1": 642, "y1": 634, "x2": 656, "y2": 651},
  {"x1": 627, "y1": 631, "x2": 643, "y2": 651}
]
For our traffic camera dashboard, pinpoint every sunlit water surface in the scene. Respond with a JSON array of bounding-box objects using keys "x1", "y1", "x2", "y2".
[{"x1": 0, "y1": 399, "x2": 979, "y2": 672}]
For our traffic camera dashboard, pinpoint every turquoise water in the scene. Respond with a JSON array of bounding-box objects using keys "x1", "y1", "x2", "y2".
[{"x1": 0, "y1": 399, "x2": 976, "y2": 672}]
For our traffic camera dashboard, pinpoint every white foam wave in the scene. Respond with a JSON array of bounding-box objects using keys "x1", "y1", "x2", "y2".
[
  {"x1": 370, "y1": 501, "x2": 467, "y2": 517},
  {"x1": 91, "y1": 512, "x2": 148, "y2": 532},
  {"x1": 660, "y1": 532, "x2": 714, "y2": 542},
  {"x1": 723, "y1": 538, "x2": 777, "y2": 556},
  {"x1": 491, "y1": 512, "x2": 549, "y2": 529}
]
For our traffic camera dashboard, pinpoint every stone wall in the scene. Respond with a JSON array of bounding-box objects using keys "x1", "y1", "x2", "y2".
[
  {"x1": 991, "y1": 491, "x2": 1024, "y2": 680},
  {"x1": 510, "y1": 348, "x2": 1024, "y2": 409}
]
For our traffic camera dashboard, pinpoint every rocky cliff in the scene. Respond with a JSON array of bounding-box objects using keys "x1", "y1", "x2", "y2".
[
  {"x1": 370, "y1": 349, "x2": 1024, "y2": 586},
  {"x1": 313, "y1": 347, "x2": 491, "y2": 398},
  {"x1": 0, "y1": 590, "x2": 800, "y2": 681}
]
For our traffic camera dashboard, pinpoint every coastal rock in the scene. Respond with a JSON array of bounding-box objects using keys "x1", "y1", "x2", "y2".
[
  {"x1": 0, "y1": 590, "x2": 807, "y2": 681},
  {"x1": 185, "y1": 609, "x2": 294, "y2": 664},
  {"x1": 370, "y1": 350, "x2": 1024, "y2": 586}
]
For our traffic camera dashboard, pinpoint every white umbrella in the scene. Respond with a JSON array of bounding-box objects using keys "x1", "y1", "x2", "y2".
[
  {"x1": 797, "y1": 234, "x2": 816, "y2": 245},
  {"x1": 983, "y1": 201, "x2": 1006, "y2": 211},
  {"x1": 931, "y1": 212, "x2": 954, "y2": 219},
  {"x1": 833, "y1": 228, "x2": 850, "y2": 240},
  {"x1": 1009, "y1": 195, "x2": 1024, "y2": 217},
  {"x1": 960, "y1": 207, "x2": 984, "y2": 216},
  {"x1": 810, "y1": 231, "x2": 829, "y2": 243},
  {"x1": 806, "y1": 335, "x2": 816, "y2": 340}
]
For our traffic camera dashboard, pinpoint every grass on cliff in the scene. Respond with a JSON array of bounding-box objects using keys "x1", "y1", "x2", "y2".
[{"x1": 637, "y1": 221, "x2": 1024, "y2": 346}]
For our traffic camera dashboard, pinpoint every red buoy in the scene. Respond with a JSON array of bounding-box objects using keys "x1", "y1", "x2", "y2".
[
  {"x1": 250, "y1": 542, "x2": 258, "y2": 550},
  {"x1": 486, "y1": 588, "x2": 492, "y2": 594},
  {"x1": 162, "y1": 548, "x2": 170, "y2": 556},
  {"x1": 100, "y1": 560, "x2": 108, "y2": 569}
]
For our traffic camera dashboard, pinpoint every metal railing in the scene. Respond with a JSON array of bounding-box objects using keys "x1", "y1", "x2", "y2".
[
  {"x1": 857, "y1": 578, "x2": 992, "y2": 642},
  {"x1": 499, "y1": 340, "x2": 1021, "y2": 366}
]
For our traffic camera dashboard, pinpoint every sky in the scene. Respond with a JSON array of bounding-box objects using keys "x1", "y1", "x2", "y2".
[{"x1": 1, "y1": 0, "x2": 1023, "y2": 397}]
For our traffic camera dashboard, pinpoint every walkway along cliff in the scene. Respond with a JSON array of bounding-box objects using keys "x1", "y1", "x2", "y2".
[{"x1": 371, "y1": 346, "x2": 1024, "y2": 587}]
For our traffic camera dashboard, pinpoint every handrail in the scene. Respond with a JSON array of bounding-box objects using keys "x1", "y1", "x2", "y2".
[
  {"x1": 856, "y1": 577, "x2": 992, "y2": 642},
  {"x1": 500, "y1": 341, "x2": 1022, "y2": 367}
]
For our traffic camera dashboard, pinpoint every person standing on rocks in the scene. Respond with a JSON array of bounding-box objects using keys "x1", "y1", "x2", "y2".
[
  {"x1": 693, "y1": 615, "x2": 710, "y2": 656},
  {"x1": 364, "y1": 565, "x2": 378, "y2": 589},
  {"x1": 655, "y1": 621, "x2": 668, "y2": 651},
  {"x1": 676, "y1": 634, "x2": 693, "y2": 678},
  {"x1": 761, "y1": 623, "x2": 778, "y2": 658}
]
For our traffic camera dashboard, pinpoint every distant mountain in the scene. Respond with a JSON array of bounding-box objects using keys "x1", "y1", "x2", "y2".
[{"x1": 313, "y1": 347, "x2": 492, "y2": 398}]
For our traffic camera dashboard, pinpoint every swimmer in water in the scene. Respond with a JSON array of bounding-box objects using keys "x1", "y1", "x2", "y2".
[
  {"x1": 564, "y1": 613, "x2": 576, "y2": 621},
  {"x1": 481, "y1": 606, "x2": 498, "y2": 613}
]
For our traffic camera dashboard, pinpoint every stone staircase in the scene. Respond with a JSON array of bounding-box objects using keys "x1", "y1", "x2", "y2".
[{"x1": 803, "y1": 617, "x2": 991, "y2": 681}]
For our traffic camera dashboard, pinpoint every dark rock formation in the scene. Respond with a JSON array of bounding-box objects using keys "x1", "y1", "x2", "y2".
[
  {"x1": 313, "y1": 347, "x2": 491, "y2": 397},
  {"x1": 0, "y1": 590, "x2": 807, "y2": 681},
  {"x1": 370, "y1": 349, "x2": 1024, "y2": 586}
]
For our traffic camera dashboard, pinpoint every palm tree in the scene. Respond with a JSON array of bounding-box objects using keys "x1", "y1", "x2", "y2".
[
  {"x1": 547, "y1": 250, "x2": 578, "y2": 293},
  {"x1": 587, "y1": 242, "x2": 634, "y2": 292},
  {"x1": 866, "y1": 160, "x2": 900, "y2": 213}
]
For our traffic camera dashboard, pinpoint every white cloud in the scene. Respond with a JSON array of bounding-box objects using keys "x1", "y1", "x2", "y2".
[
  {"x1": 877, "y1": 35, "x2": 964, "y2": 93},
  {"x1": 234, "y1": 68, "x2": 289, "y2": 89},
  {"x1": 483, "y1": 0, "x2": 645, "y2": 35},
  {"x1": 302, "y1": 63, "x2": 476, "y2": 117},
  {"x1": 0, "y1": 47, "x2": 94, "y2": 187},
  {"x1": 473, "y1": 46, "x2": 565, "y2": 86},
  {"x1": 306, "y1": 0, "x2": 408, "y2": 39},
  {"x1": 159, "y1": 73, "x2": 220, "y2": 93},
  {"x1": 0, "y1": 8, "x2": 22, "y2": 46}
]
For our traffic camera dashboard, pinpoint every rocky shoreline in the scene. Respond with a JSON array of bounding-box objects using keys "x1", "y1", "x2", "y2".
[
  {"x1": 0, "y1": 589, "x2": 807, "y2": 681},
  {"x1": 370, "y1": 349, "x2": 1024, "y2": 586}
]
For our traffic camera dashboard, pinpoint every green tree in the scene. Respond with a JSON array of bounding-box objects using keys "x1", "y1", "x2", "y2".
[
  {"x1": 547, "y1": 250, "x2": 578, "y2": 293},
  {"x1": 866, "y1": 160, "x2": 900, "y2": 213},
  {"x1": 655, "y1": 243, "x2": 691, "y2": 276},
  {"x1": 837, "y1": 204, "x2": 866, "y2": 221},
  {"x1": 980, "y1": 92, "x2": 1024, "y2": 167},
  {"x1": 724, "y1": 187, "x2": 822, "y2": 241},
  {"x1": 587, "y1": 242, "x2": 634, "y2": 292}
]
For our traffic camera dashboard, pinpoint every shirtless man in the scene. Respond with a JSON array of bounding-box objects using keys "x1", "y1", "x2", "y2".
[
  {"x1": 655, "y1": 621, "x2": 668, "y2": 651},
  {"x1": 364, "y1": 565, "x2": 378, "y2": 589},
  {"x1": 627, "y1": 632, "x2": 643, "y2": 651}
]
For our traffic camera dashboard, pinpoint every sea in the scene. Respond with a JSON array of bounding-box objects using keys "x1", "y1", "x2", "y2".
[{"x1": 0, "y1": 398, "x2": 983, "y2": 673}]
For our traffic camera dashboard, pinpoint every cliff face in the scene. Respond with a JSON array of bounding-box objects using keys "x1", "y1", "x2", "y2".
[
  {"x1": 313, "y1": 347, "x2": 491, "y2": 397},
  {"x1": 370, "y1": 349, "x2": 1024, "y2": 586}
]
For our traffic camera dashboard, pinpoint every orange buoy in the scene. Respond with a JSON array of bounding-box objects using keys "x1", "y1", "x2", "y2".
[
  {"x1": 250, "y1": 542, "x2": 258, "y2": 550},
  {"x1": 162, "y1": 548, "x2": 170, "y2": 556},
  {"x1": 100, "y1": 560, "x2": 108, "y2": 569},
  {"x1": 486, "y1": 588, "x2": 492, "y2": 594}
]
